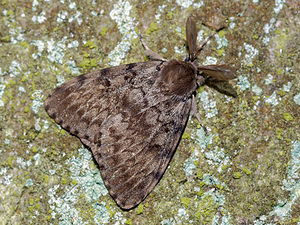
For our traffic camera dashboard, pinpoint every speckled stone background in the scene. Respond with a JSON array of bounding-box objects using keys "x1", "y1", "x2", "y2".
[{"x1": 0, "y1": 0, "x2": 299, "y2": 224}]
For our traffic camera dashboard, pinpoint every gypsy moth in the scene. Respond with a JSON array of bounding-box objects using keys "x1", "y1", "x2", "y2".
[{"x1": 44, "y1": 16, "x2": 237, "y2": 210}]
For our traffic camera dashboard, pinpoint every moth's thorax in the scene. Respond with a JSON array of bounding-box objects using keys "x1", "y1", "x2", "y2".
[{"x1": 159, "y1": 59, "x2": 197, "y2": 97}]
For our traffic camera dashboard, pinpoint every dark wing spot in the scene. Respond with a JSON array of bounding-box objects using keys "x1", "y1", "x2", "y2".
[
  {"x1": 97, "y1": 150, "x2": 103, "y2": 158},
  {"x1": 98, "y1": 163, "x2": 105, "y2": 170},
  {"x1": 129, "y1": 69, "x2": 137, "y2": 76},
  {"x1": 155, "y1": 61, "x2": 165, "y2": 71},
  {"x1": 126, "y1": 70, "x2": 137, "y2": 84},
  {"x1": 174, "y1": 124, "x2": 184, "y2": 133},
  {"x1": 84, "y1": 134, "x2": 90, "y2": 140},
  {"x1": 104, "y1": 78, "x2": 111, "y2": 87},
  {"x1": 164, "y1": 127, "x2": 170, "y2": 133},
  {"x1": 101, "y1": 68, "x2": 110, "y2": 77},
  {"x1": 77, "y1": 108, "x2": 85, "y2": 118},
  {"x1": 153, "y1": 171, "x2": 161, "y2": 180},
  {"x1": 147, "y1": 79, "x2": 155, "y2": 86},
  {"x1": 76, "y1": 74, "x2": 87, "y2": 86},
  {"x1": 44, "y1": 104, "x2": 50, "y2": 111},
  {"x1": 74, "y1": 129, "x2": 79, "y2": 135},
  {"x1": 96, "y1": 69, "x2": 111, "y2": 83},
  {"x1": 124, "y1": 74, "x2": 134, "y2": 84},
  {"x1": 117, "y1": 198, "x2": 127, "y2": 209},
  {"x1": 93, "y1": 131, "x2": 103, "y2": 144},
  {"x1": 50, "y1": 112, "x2": 57, "y2": 119},
  {"x1": 65, "y1": 125, "x2": 70, "y2": 131},
  {"x1": 109, "y1": 127, "x2": 116, "y2": 133},
  {"x1": 152, "y1": 144, "x2": 160, "y2": 150},
  {"x1": 77, "y1": 74, "x2": 87, "y2": 81},
  {"x1": 110, "y1": 192, "x2": 118, "y2": 202},
  {"x1": 125, "y1": 63, "x2": 137, "y2": 70},
  {"x1": 54, "y1": 86, "x2": 62, "y2": 92}
]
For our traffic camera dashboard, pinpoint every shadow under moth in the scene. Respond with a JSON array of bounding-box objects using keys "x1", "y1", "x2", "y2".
[{"x1": 45, "y1": 16, "x2": 237, "y2": 210}]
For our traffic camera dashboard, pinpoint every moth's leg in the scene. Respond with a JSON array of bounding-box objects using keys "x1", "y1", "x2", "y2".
[
  {"x1": 196, "y1": 74, "x2": 206, "y2": 87},
  {"x1": 191, "y1": 95, "x2": 208, "y2": 134},
  {"x1": 194, "y1": 27, "x2": 225, "y2": 59},
  {"x1": 196, "y1": 32, "x2": 216, "y2": 54},
  {"x1": 139, "y1": 34, "x2": 166, "y2": 61}
]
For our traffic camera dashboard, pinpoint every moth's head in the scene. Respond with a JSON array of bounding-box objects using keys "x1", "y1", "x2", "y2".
[{"x1": 185, "y1": 16, "x2": 237, "y2": 94}]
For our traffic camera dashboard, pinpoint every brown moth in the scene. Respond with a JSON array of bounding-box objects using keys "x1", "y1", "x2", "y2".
[{"x1": 44, "y1": 16, "x2": 236, "y2": 210}]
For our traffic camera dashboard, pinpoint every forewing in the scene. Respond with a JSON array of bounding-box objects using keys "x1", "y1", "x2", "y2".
[
  {"x1": 198, "y1": 64, "x2": 236, "y2": 81},
  {"x1": 45, "y1": 61, "x2": 158, "y2": 138},
  {"x1": 45, "y1": 61, "x2": 192, "y2": 209},
  {"x1": 92, "y1": 94, "x2": 191, "y2": 209}
]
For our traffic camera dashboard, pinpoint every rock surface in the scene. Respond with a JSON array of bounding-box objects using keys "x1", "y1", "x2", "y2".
[{"x1": 0, "y1": 0, "x2": 299, "y2": 224}]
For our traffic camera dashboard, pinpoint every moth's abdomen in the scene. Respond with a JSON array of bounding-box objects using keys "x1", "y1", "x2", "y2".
[{"x1": 159, "y1": 59, "x2": 197, "y2": 97}]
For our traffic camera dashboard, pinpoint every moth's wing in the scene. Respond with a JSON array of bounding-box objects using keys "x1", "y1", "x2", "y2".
[
  {"x1": 198, "y1": 64, "x2": 236, "y2": 81},
  {"x1": 45, "y1": 61, "x2": 158, "y2": 136},
  {"x1": 186, "y1": 16, "x2": 198, "y2": 61},
  {"x1": 93, "y1": 94, "x2": 192, "y2": 209},
  {"x1": 45, "y1": 61, "x2": 192, "y2": 209}
]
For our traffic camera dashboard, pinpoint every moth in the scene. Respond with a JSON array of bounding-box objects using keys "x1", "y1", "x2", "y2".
[{"x1": 45, "y1": 16, "x2": 236, "y2": 210}]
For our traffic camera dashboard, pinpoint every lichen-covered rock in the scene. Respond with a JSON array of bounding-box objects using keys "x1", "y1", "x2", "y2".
[{"x1": 0, "y1": 0, "x2": 299, "y2": 224}]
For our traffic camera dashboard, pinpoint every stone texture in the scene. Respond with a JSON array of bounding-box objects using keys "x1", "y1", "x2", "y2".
[{"x1": 0, "y1": 0, "x2": 299, "y2": 224}]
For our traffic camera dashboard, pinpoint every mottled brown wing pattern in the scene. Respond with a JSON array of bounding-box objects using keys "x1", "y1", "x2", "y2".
[
  {"x1": 45, "y1": 61, "x2": 192, "y2": 209},
  {"x1": 45, "y1": 61, "x2": 159, "y2": 140},
  {"x1": 93, "y1": 95, "x2": 191, "y2": 209}
]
